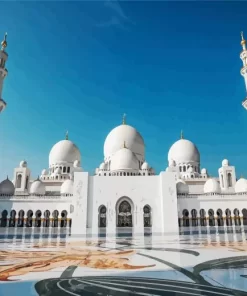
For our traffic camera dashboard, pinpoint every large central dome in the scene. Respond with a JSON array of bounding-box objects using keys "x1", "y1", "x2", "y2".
[{"x1": 104, "y1": 124, "x2": 145, "y2": 160}]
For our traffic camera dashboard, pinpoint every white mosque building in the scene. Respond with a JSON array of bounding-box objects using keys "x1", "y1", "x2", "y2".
[{"x1": 0, "y1": 32, "x2": 247, "y2": 236}]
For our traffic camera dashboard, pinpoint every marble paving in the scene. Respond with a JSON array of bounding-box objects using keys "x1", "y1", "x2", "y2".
[{"x1": 0, "y1": 228, "x2": 247, "y2": 295}]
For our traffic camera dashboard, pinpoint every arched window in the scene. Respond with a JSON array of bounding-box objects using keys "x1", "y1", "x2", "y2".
[
  {"x1": 234, "y1": 209, "x2": 241, "y2": 226},
  {"x1": 63, "y1": 167, "x2": 66, "y2": 173},
  {"x1": 217, "y1": 209, "x2": 224, "y2": 227},
  {"x1": 43, "y1": 210, "x2": 50, "y2": 227},
  {"x1": 183, "y1": 166, "x2": 186, "y2": 172},
  {"x1": 17, "y1": 210, "x2": 25, "y2": 227},
  {"x1": 117, "y1": 200, "x2": 132, "y2": 227},
  {"x1": 61, "y1": 210, "x2": 67, "y2": 227},
  {"x1": 0, "y1": 210, "x2": 8, "y2": 227},
  {"x1": 9, "y1": 210, "x2": 16, "y2": 227},
  {"x1": 26, "y1": 210, "x2": 33, "y2": 227},
  {"x1": 225, "y1": 208, "x2": 232, "y2": 226},
  {"x1": 221, "y1": 175, "x2": 224, "y2": 188},
  {"x1": 208, "y1": 209, "x2": 215, "y2": 226},
  {"x1": 243, "y1": 209, "x2": 247, "y2": 226},
  {"x1": 52, "y1": 210, "x2": 59, "y2": 227},
  {"x1": 191, "y1": 209, "x2": 198, "y2": 226},
  {"x1": 16, "y1": 174, "x2": 22, "y2": 188},
  {"x1": 199, "y1": 209, "x2": 207, "y2": 226},
  {"x1": 98, "y1": 205, "x2": 107, "y2": 228},
  {"x1": 25, "y1": 176, "x2": 29, "y2": 189},
  {"x1": 227, "y1": 173, "x2": 232, "y2": 187},
  {"x1": 35, "y1": 210, "x2": 42, "y2": 227},
  {"x1": 182, "y1": 209, "x2": 189, "y2": 227},
  {"x1": 143, "y1": 205, "x2": 152, "y2": 227},
  {"x1": 67, "y1": 167, "x2": 70, "y2": 173}
]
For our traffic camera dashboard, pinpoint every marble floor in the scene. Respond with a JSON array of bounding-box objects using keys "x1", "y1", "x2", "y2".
[{"x1": 0, "y1": 227, "x2": 247, "y2": 295}]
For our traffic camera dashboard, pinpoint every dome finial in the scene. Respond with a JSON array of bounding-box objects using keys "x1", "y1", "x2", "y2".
[
  {"x1": 123, "y1": 140, "x2": 127, "y2": 148},
  {"x1": 180, "y1": 130, "x2": 184, "y2": 139},
  {"x1": 241, "y1": 31, "x2": 246, "y2": 48},
  {"x1": 65, "y1": 130, "x2": 69, "y2": 140},
  {"x1": 1, "y1": 32, "x2": 7, "y2": 51},
  {"x1": 122, "y1": 113, "x2": 126, "y2": 125}
]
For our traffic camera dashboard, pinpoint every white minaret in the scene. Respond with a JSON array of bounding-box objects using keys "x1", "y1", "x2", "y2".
[
  {"x1": 0, "y1": 33, "x2": 8, "y2": 114},
  {"x1": 240, "y1": 32, "x2": 247, "y2": 110}
]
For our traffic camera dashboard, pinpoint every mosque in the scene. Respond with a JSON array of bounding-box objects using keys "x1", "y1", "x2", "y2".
[{"x1": 0, "y1": 32, "x2": 247, "y2": 236}]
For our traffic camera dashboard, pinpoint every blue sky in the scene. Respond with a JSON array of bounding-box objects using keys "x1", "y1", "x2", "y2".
[{"x1": 0, "y1": 1, "x2": 247, "y2": 180}]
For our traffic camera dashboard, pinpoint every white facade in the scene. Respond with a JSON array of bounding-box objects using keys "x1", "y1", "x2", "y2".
[{"x1": 1, "y1": 33, "x2": 247, "y2": 236}]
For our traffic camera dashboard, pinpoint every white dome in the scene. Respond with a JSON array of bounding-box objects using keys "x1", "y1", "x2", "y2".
[
  {"x1": 235, "y1": 178, "x2": 247, "y2": 193},
  {"x1": 61, "y1": 179, "x2": 74, "y2": 195},
  {"x1": 104, "y1": 124, "x2": 144, "y2": 160},
  {"x1": 30, "y1": 179, "x2": 46, "y2": 195},
  {"x1": 201, "y1": 168, "x2": 207, "y2": 174},
  {"x1": 141, "y1": 162, "x2": 149, "y2": 170},
  {"x1": 222, "y1": 159, "x2": 229, "y2": 166},
  {"x1": 204, "y1": 178, "x2": 220, "y2": 194},
  {"x1": 111, "y1": 148, "x2": 139, "y2": 171},
  {"x1": 0, "y1": 177, "x2": 15, "y2": 195},
  {"x1": 54, "y1": 167, "x2": 62, "y2": 174},
  {"x1": 49, "y1": 140, "x2": 81, "y2": 166},
  {"x1": 19, "y1": 160, "x2": 27, "y2": 168},
  {"x1": 73, "y1": 160, "x2": 80, "y2": 167},
  {"x1": 168, "y1": 139, "x2": 200, "y2": 164},
  {"x1": 99, "y1": 162, "x2": 106, "y2": 170},
  {"x1": 41, "y1": 169, "x2": 48, "y2": 175},
  {"x1": 176, "y1": 179, "x2": 189, "y2": 194}
]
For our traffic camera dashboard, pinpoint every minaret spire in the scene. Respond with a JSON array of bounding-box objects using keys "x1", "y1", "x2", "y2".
[
  {"x1": 240, "y1": 31, "x2": 247, "y2": 110},
  {"x1": 122, "y1": 113, "x2": 126, "y2": 125},
  {"x1": 0, "y1": 32, "x2": 8, "y2": 114}
]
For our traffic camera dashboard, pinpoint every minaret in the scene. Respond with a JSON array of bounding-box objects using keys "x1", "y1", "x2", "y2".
[
  {"x1": 240, "y1": 32, "x2": 247, "y2": 110},
  {"x1": 0, "y1": 33, "x2": 8, "y2": 114}
]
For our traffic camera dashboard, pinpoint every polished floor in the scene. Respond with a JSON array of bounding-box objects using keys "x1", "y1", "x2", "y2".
[{"x1": 0, "y1": 227, "x2": 247, "y2": 295}]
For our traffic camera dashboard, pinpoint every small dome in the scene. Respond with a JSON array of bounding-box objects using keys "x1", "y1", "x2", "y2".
[
  {"x1": 104, "y1": 124, "x2": 145, "y2": 160},
  {"x1": 169, "y1": 159, "x2": 176, "y2": 167},
  {"x1": 20, "y1": 160, "x2": 27, "y2": 168},
  {"x1": 30, "y1": 179, "x2": 46, "y2": 195},
  {"x1": 176, "y1": 179, "x2": 189, "y2": 194},
  {"x1": 111, "y1": 147, "x2": 139, "y2": 171},
  {"x1": 41, "y1": 169, "x2": 48, "y2": 175},
  {"x1": 222, "y1": 159, "x2": 229, "y2": 166},
  {"x1": 0, "y1": 177, "x2": 15, "y2": 195},
  {"x1": 187, "y1": 166, "x2": 194, "y2": 173},
  {"x1": 99, "y1": 162, "x2": 106, "y2": 170},
  {"x1": 49, "y1": 140, "x2": 81, "y2": 166},
  {"x1": 73, "y1": 160, "x2": 80, "y2": 167},
  {"x1": 95, "y1": 168, "x2": 99, "y2": 174},
  {"x1": 54, "y1": 167, "x2": 62, "y2": 174},
  {"x1": 61, "y1": 179, "x2": 74, "y2": 195},
  {"x1": 235, "y1": 178, "x2": 247, "y2": 193},
  {"x1": 141, "y1": 162, "x2": 149, "y2": 170},
  {"x1": 168, "y1": 139, "x2": 200, "y2": 164},
  {"x1": 204, "y1": 178, "x2": 220, "y2": 194},
  {"x1": 201, "y1": 168, "x2": 207, "y2": 174}
]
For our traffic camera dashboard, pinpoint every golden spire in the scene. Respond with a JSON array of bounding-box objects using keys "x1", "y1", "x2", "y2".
[
  {"x1": 1, "y1": 32, "x2": 7, "y2": 51},
  {"x1": 241, "y1": 31, "x2": 246, "y2": 47},
  {"x1": 122, "y1": 113, "x2": 126, "y2": 125},
  {"x1": 65, "y1": 130, "x2": 69, "y2": 140},
  {"x1": 180, "y1": 130, "x2": 184, "y2": 139}
]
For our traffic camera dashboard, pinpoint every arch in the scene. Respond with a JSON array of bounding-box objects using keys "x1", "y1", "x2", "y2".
[
  {"x1": 143, "y1": 205, "x2": 152, "y2": 227},
  {"x1": 216, "y1": 209, "x2": 224, "y2": 227},
  {"x1": 225, "y1": 208, "x2": 232, "y2": 226},
  {"x1": 208, "y1": 209, "x2": 215, "y2": 226},
  {"x1": 182, "y1": 209, "x2": 189, "y2": 227},
  {"x1": 191, "y1": 209, "x2": 198, "y2": 226},
  {"x1": 26, "y1": 210, "x2": 33, "y2": 227},
  {"x1": 16, "y1": 174, "x2": 22, "y2": 188},
  {"x1": 116, "y1": 197, "x2": 133, "y2": 227},
  {"x1": 1, "y1": 210, "x2": 8, "y2": 227},
  {"x1": 35, "y1": 210, "x2": 42, "y2": 227},
  {"x1": 221, "y1": 175, "x2": 224, "y2": 188},
  {"x1": 183, "y1": 166, "x2": 186, "y2": 172},
  {"x1": 60, "y1": 210, "x2": 67, "y2": 227},
  {"x1": 9, "y1": 210, "x2": 16, "y2": 227},
  {"x1": 52, "y1": 210, "x2": 59, "y2": 227},
  {"x1": 199, "y1": 209, "x2": 207, "y2": 226},
  {"x1": 25, "y1": 176, "x2": 29, "y2": 189},
  {"x1": 227, "y1": 173, "x2": 232, "y2": 187},
  {"x1": 234, "y1": 208, "x2": 241, "y2": 226},
  {"x1": 17, "y1": 210, "x2": 25, "y2": 227},
  {"x1": 43, "y1": 210, "x2": 50, "y2": 227},
  {"x1": 243, "y1": 208, "x2": 247, "y2": 226},
  {"x1": 98, "y1": 205, "x2": 107, "y2": 228}
]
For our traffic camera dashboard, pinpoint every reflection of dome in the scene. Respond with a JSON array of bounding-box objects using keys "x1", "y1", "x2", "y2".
[
  {"x1": 235, "y1": 178, "x2": 247, "y2": 193},
  {"x1": 30, "y1": 179, "x2": 46, "y2": 195},
  {"x1": 104, "y1": 124, "x2": 144, "y2": 160},
  {"x1": 49, "y1": 140, "x2": 81, "y2": 166},
  {"x1": 0, "y1": 177, "x2": 15, "y2": 195},
  {"x1": 222, "y1": 159, "x2": 229, "y2": 166},
  {"x1": 204, "y1": 178, "x2": 220, "y2": 194},
  {"x1": 20, "y1": 160, "x2": 27, "y2": 168},
  {"x1": 111, "y1": 148, "x2": 139, "y2": 171},
  {"x1": 141, "y1": 162, "x2": 149, "y2": 170},
  {"x1": 176, "y1": 179, "x2": 189, "y2": 194},
  {"x1": 61, "y1": 179, "x2": 74, "y2": 195},
  {"x1": 168, "y1": 139, "x2": 200, "y2": 164}
]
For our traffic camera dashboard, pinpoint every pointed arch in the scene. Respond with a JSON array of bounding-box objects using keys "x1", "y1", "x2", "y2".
[
  {"x1": 16, "y1": 174, "x2": 22, "y2": 188},
  {"x1": 9, "y1": 210, "x2": 16, "y2": 227},
  {"x1": 116, "y1": 196, "x2": 133, "y2": 227},
  {"x1": 17, "y1": 210, "x2": 25, "y2": 227},
  {"x1": 98, "y1": 205, "x2": 107, "y2": 228},
  {"x1": 143, "y1": 205, "x2": 152, "y2": 227}
]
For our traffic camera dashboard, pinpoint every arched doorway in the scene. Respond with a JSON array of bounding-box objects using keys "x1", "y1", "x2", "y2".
[
  {"x1": 98, "y1": 205, "x2": 107, "y2": 228},
  {"x1": 9, "y1": 210, "x2": 16, "y2": 227},
  {"x1": 143, "y1": 205, "x2": 151, "y2": 227},
  {"x1": 117, "y1": 200, "x2": 132, "y2": 227},
  {"x1": 1, "y1": 210, "x2": 8, "y2": 227}
]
